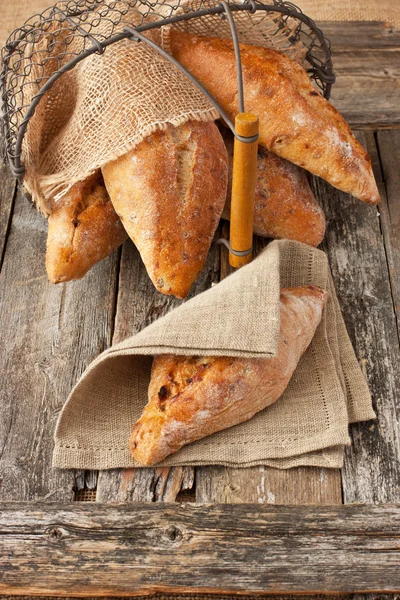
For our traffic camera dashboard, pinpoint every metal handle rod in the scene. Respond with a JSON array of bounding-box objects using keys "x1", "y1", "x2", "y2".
[{"x1": 219, "y1": 0, "x2": 244, "y2": 114}]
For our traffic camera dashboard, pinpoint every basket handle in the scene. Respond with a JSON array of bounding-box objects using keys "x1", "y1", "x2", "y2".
[{"x1": 229, "y1": 112, "x2": 259, "y2": 268}]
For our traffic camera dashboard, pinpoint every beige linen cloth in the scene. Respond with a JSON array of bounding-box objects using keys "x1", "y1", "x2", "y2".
[{"x1": 53, "y1": 240, "x2": 375, "y2": 470}]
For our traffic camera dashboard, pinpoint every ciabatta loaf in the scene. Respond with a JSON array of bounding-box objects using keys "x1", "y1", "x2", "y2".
[
  {"x1": 102, "y1": 120, "x2": 228, "y2": 299},
  {"x1": 221, "y1": 128, "x2": 325, "y2": 246},
  {"x1": 130, "y1": 285, "x2": 328, "y2": 465},
  {"x1": 46, "y1": 172, "x2": 127, "y2": 283},
  {"x1": 169, "y1": 30, "x2": 380, "y2": 205}
]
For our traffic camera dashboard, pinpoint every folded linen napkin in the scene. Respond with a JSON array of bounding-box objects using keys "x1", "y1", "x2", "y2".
[{"x1": 53, "y1": 240, "x2": 375, "y2": 470}]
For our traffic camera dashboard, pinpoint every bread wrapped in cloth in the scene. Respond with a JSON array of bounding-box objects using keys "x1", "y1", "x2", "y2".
[
  {"x1": 46, "y1": 172, "x2": 127, "y2": 283},
  {"x1": 221, "y1": 127, "x2": 325, "y2": 246},
  {"x1": 168, "y1": 30, "x2": 380, "y2": 205},
  {"x1": 102, "y1": 120, "x2": 228, "y2": 299},
  {"x1": 130, "y1": 285, "x2": 328, "y2": 465}
]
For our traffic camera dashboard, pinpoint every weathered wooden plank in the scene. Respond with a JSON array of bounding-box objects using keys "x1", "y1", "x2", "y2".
[
  {"x1": 0, "y1": 165, "x2": 16, "y2": 269},
  {"x1": 314, "y1": 131, "x2": 400, "y2": 504},
  {"x1": 196, "y1": 465, "x2": 342, "y2": 504},
  {"x1": 0, "y1": 596, "x2": 398, "y2": 600},
  {"x1": 320, "y1": 21, "x2": 400, "y2": 49},
  {"x1": 376, "y1": 130, "x2": 400, "y2": 327},
  {"x1": 196, "y1": 224, "x2": 342, "y2": 504},
  {"x1": 96, "y1": 238, "x2": 219, "y2": 502},
  {"x1": 0, "y1": 190, "x2": 119, "y2": 501},
  {"x1": 1, "y1": 596, "x2": 398, "y2": 600},
  {"x1": 1, "y1": 502, "x2": 399, "y2": 596},
  {"x1": 330, "y1": 50, "x2": 400, "y2": 128}
]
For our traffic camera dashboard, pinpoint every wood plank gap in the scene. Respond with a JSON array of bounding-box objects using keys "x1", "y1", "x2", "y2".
[
  {"x1": 109, "y1": 245, "x2": 123, "y2": 346},
  {"x1": 316, "y1": 130, "x2": 400, "y2": 504},
  {"x1": 374, "y1": 130, "x2": 400, "y2": 344}
]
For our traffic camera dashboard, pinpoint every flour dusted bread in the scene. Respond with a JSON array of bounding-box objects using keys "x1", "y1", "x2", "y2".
[
  {"x1": 102, "y1": 120, "x2": 228, "y2": 299},
  {"x1": 169, "y1": 30, "x2": 380, "y2": 205},
  {"x1": 46, "y1": 172, "x2": 127, "y2": 283},
  {"x1": 130, "y1": 285, "x2": 328, "y2": 465},
  {"x1": 221, "y1": 128, "x2": 325, "y2": 246}
]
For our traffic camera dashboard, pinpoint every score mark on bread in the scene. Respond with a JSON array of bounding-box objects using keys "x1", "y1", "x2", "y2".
[{"x1": 102, "y1": 120, "x2": 228, "y2": 299}]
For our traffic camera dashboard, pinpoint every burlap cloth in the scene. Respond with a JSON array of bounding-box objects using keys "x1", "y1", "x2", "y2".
[
  {"x1": 18, "y1": 0, "x2": 305, "y2": 212},
  {"x1": 53, "y1": 240, "x2": 375, "y2": 471}
]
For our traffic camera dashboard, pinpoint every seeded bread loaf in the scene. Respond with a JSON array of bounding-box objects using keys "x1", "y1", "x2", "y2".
[
  {"x1": 169, "y1": 30, "x2": 380, "y2": 205},
  {"x1": 46, "y1": 172, "x2": 127, "y2": 283},
  {"x1": 102, "y1": 120, "x2": 228, "y2": 299},
  {"x1": 130, "y1": 285, "x2": 328, "y2": 465},
  {"x1": 221, "y1": 127, "x2": 325, "y2": 246}
]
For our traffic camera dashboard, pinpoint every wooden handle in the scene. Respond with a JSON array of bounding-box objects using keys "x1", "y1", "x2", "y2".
[{"x1": 229, "y1": 113, "x2": 259, "y2": 268}]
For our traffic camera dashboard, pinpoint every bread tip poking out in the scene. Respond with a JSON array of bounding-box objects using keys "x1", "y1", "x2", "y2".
[{"x1": 130, "y1": 284, "x2": 328, "y2": 466}]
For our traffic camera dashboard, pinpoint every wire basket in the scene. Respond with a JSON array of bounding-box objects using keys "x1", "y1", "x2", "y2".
[{"x1": 0, "y1": 0, "x2": 335, "y2": 180}]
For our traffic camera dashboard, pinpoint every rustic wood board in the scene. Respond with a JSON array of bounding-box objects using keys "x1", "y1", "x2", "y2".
[
  {"x1": 0, "y1": 163, "x2": 16, "y2": 269},
  {"x1": 0, "y1": 596, "x2": 398, "y2": 600},
  {"x1": 1, "y1": 503, "x2": 399, "y2": 596},
  {"x1": 329, "y1": 48, "x2": 400, "y2": 128},
  {"x1": 0, "y1": 180, "x2": 119, "y2": 501},
  {"x1": 0, "y1": 14, "x2": 399, "y2": 598},
  {"x1": 376, "y1": 130, "x2": 400, "y2": 326},
  {"x1": 313, "y1": 131, "x2": 400, "y2": 504}
]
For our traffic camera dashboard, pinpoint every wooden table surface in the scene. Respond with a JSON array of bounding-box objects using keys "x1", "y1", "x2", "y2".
[{"x1": 0, "y1": 10, "x2": 399, "y2": 598}]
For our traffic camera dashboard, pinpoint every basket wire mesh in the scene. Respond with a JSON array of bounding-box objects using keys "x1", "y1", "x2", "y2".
[{"x1": 0, "y1": 0, "x2": 335, "y2": 179}]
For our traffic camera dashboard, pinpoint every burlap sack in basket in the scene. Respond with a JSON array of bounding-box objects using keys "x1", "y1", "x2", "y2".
[
  {"x1": 53, "y1": 240, "x2": 375, "y2": 471},
  {"x1": 20, "y1": 0, "x2": 306, "y2": 212}
]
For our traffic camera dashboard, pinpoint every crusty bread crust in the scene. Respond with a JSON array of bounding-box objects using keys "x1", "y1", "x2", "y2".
[
  {"x1": 169, "y1": 30, "x2": 380, "y2": 205},
  {"x1": 221, "y1": 127, "x2": 325, "y2": 246},
  {"x1": 102, "y1": 120, "x2": 228, "y2": 299},
  {"x1": 46, "y1": 172, "x2": 127, "y2": 283},
  {"x1": 130, "y1": 285, "x2": 328, "y2": 465}
]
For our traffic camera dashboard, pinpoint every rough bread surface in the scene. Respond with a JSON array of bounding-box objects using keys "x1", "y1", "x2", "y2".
[
  {"x1": 221, "y1": 127, "x2": 325, "y2": 246},
  {"x1": 169, "y1": 30, "x2": 380, "y2": 205},
  {"x1": 130, "y1": 285, "x2": 328, "y2": 465},
  {"x1": 46, "y1": 172, "x2": 127, "y2": 283},
  {"x1": 102, "y1": 120, "x2": 228, "y2": 299}
]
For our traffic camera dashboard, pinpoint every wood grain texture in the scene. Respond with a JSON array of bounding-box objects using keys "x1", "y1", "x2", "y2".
[
  {"x1": 1, "y1": 596, "x2": 398, "y2": 600},
  {"x1": 96, "y1": 238, "x2": 219, "y2": 502},
  {"x1": 330, "y1": 49, "x2": 400, "y2": 128},
  {"x1": 1, "y1": 502, "x2": 399, "y2": 596},
  {"x1": 0, "y1": 191, "x2": 119, "y2": 501},
  {"x1": 320, "y1": 21, "x2": 400, "y2": 49},
  {"x1": 376, "y1": 130, "x2": 400, "y2": 328},
  {"x1": 314, "y1": 131, "x2": 400, "y2": 504},
  {"x1": 0, "y1": 165, "x2": 16, "y2": 269},
  {"x1": 322, "y1": 22, "x2": 400, "y2": 129}
]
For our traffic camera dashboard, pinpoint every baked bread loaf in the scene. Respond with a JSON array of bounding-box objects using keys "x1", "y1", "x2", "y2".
[
  {"x1": 169, "y1": 30, "x2": 380, "y2": 205},
  {"x1": 102, "y1": 120, "x2": 228, "y2": 299},
  {"x1": 221, "y1": 127, "x2": 325, "y2": 246},
  {"x1": 130, "y1": 285, "x2": 328, "y2": 465},
  {"x1": 46, "y1": 172, "x2": 127, "y2": 283}
]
